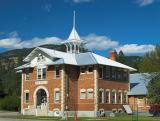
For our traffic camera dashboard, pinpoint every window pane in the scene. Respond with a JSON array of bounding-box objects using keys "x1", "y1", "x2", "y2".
[
  {"x1": 112, "y1": 91, "x2": 116, "y2": 104},
  {"x1": 42, "y1": 68, "x2": 46, "y2": 79},
  {"x1": 25, "y1": 69, "x2": 30, "y2": 80},
  {"x1": 117, "y1": 92, "x2": 121, "y2": 104},
  {"x1": 87, "y1": 91, "x2": 93, "y2": 99},
  {"x1": 80, "y1": 66, "x2": 86, "y2": 73},
  {"x1": 106, "y1": 91, "x2": 110, "y2": 103},
  {"x1": 98, "y1": 67, "x2": 103, "y2": 79},
  {"x1": 54, "y1": 91, "x2": 60, "y2": 102},
  {"x1": 55, "y1": 66, "x2": 60, "y2": 78},
  {"x1": 98, "y1": 91, "x2": 102, "y2": 103},
  {"x1": 25, "y1": 92, "x2": 29, "y2": 103},
  {"x1": 38, "y1": 69, "x2": 41, "y2": 80},
  {"x1": 80, "y1": 91, "x2": 86, "y2": 99}
]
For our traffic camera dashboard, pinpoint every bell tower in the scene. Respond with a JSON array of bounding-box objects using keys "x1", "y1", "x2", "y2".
[{"x1": 62, "y1": 11, "x2": 84, "y2": 53}]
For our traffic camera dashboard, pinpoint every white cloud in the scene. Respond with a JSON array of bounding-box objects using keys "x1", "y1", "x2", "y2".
[
  {"x1": 83, "y1": 33, "x2": 119, "y2": 50},
  {"x1": 116, "y1": 44, "x2": 155, "y2": 54},
  {"x1": 0, "y1": 32, "x2": 62, "y2": 49},
  {"x1": 72, "y1": 0, "x2": 93, "y2": 3},
  {"x1": 136, "y1": 0, "x2": 155, "y2": 6},
  {"x1": 0, "y1": 32, "x2": 156, "y2": 55}
]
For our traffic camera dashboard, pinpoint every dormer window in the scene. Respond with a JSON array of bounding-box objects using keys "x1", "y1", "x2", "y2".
[{"x1": 37, "y1": 53, "x2": 45, "y2": 62}]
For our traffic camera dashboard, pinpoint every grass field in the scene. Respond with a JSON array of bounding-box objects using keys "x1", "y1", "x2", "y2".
[{"x1": 0, "y1": 115, "x2": 160, "y2": 121}]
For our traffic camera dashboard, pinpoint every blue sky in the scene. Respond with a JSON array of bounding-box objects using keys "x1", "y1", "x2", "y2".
[{"x1": 0, "y1": 0, "x2": 159, "y2": 56}]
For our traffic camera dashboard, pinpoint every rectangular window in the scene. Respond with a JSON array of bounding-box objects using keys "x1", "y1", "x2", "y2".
[
  {"x1": 105, "y1": 90, "x2": 110, "y2": 104},
  {"x1": 98, "y1": 91, "x2": 103, "y2": 103},
  {"x1": 112, "y1": 91, "x2": 116, "y2": 104},
  {"x1": 106, "y1": 66, "x2": 110, "y2": 80},
  {"x1": 124, "y1": 91, "x2": 127, "y2": 104},
  {"x1": 88, "y1": 66, "x2": 93, "y2": 73},
  {"x1": 80, "y1": 66, "x2": 86, "y2": 74},
  {"x1": 25, "y1": 92, "x2": 29, "y2": 103},
  {"x1": 25, "y1": 69, "x2": 30, "y2": 80},
  {"x1": 87, "y1": 89, "x2": 93, "y2": 99},
  {"x1": 54, "y1": 66, "x2": 60, "y2": 78},
  {"x1": 37, "y1": 68, "x2": 46, "y2": 80},
  {"x1": 117, "y1": 91, "x2": 122, "y2": 104},
  {"x1": 111, "y1": 67, "x2": 116, "y2": 80},
  {"x1": 54, "y1": 90, "x2": 60, "y2": 103},
  {"x1": 98, "y1": 66, "x2": 103, "y2": 79},
  {"x1": 80, "y1": 89, "x2": 86, "y2": 99}
]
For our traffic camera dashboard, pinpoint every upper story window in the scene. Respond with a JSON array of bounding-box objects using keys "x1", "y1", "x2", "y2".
[
  {"x1": 37, "y1": 68, "x2": 46, "y2": 80},
  {"x1": 88, "y1": 66, "x2": 93, "y2": 73},
  {"x1": 37, "y1": 53, "x2": 45, "y2": 62},
  {"x1": 54, "y1": 66, "x2": 60, "y2": 78},
  {"x1": 25, "y1": 68, "x2": 30, "y2": 80},
  {"x1": 80, "y1": 66, "x2": 86, "y2": 74},
  {"x1": 105, "y1": 66, "x2": 110, "y2": 80},
  {"x1": 98, "y1": 66, "x2": 103, "y2": 79}
]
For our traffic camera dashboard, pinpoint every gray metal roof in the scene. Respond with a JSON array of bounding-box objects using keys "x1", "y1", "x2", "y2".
[
  {"x1": 128, "y1": 73, "x2": 151, "y2": 96},
  {"x1": 17, "y1": 47, "x2": 136, "y2": 71}
]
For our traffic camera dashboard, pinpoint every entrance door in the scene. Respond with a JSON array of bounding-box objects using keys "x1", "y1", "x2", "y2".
[{"x1": 36, "y1": 89, "x2": 47, "y2": 106}]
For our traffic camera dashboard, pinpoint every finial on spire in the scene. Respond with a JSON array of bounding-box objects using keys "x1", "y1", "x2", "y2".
[{"x1": 73, "y1": 10, "x2": 76, "y2": 29}]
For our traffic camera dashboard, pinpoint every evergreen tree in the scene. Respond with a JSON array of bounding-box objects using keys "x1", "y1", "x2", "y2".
[{"x1": 139, "y1": 45, "x2": 160, "y2": 104}]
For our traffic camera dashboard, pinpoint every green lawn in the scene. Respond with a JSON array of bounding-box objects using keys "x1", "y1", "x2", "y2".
[{"x1": 0, "y1": 115, "x2": 160, "y2": 121}]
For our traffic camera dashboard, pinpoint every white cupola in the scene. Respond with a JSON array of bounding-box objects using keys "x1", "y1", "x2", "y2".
[{"x1": 62, "y1": 11, "x2": 84, "y2": 53}]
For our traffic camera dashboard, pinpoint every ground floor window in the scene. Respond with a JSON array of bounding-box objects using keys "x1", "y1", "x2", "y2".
[
  {"x1": 98, "y1": 89, "x2": 104, "y2": 103},
  {"x1": 54, "y1": 88, "x2": 60, "y2": 103},
  {"x1": 24, "y1": 91, "x2": 29, "y2": 103},
  {"x1": 117, "y1": 91, "x2": 122, "y2": 104},
  {"x1": 87, "y1": 88, "x2": 93, "y2": 99},
  {"x1": 124, "y1": 91, "x2": 127, "y2": 104},
  {"x1": 112, "y1": 90, "x2": 116, "y2": 104},
  {"x1": 105, "y1": 90, "x2": 110, "y2": 104},
  {"x1": 80, "y1": 89, "x2": 86, "y2": 99}
]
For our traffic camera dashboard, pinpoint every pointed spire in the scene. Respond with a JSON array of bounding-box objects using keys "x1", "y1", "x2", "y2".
[
  {"x1": 73, "y1": 10, "x2": 76, "y2": 29},
  {"x1": 68, "y1": 11, "x2": 80, "y2": 41}
]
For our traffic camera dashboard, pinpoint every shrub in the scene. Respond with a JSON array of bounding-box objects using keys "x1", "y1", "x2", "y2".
[
  {"x1": 112, "y1": 108, "x2": 117, "y2": 113},
  {"x1": 118, "y1": 108, "x2": 123, "y2": 113},
  {"x1": 0, "y1": 96, "x2": 20, "y2": 111}
]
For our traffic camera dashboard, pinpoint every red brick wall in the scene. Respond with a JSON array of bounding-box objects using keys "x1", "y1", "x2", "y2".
[{"x1": 22, "y1": 64, "x2": 129, "y2": 112}]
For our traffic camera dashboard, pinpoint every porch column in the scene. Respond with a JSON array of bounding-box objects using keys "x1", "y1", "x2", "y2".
[
  {"x1": 94, "y1": 65, "x2": 98, "y2": 117},
  {"x1": 61, "y1": 65, "x2": 65, "y2": 115}
]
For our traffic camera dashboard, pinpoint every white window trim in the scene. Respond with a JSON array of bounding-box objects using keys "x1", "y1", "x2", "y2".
[
  {"x1": 87, "y1": 88, "x2": 94, "y2": 99},
  {"x1": 25, "y1": 68, "x2": 30, "y2": 81},
  {"x1": 24, "y1": 90, "x2": 29, "y2": 104},
  {"x1": 106, "y1": 89, "x2": 110, "y2": 104},
  {"x1": 80, "y1": 89, "x2": 86, "y2": 99},
  {"x1": 124, "y1": 90, "x2": 128, "y2": 104},
  {"x1": 112, "y1": 90, "x2": 116, "y2": 104},
  {"x1": 37, "y1": 67, "x2": 46, "y2": 80},
  {"x1": 99, "y1": 88, "x2": 104, "y2": 103},
  {"x1": 118, "y1": 90, "x2": 122, "y2": 104},
  {"x1": 54, "y1": 88, "x2": 60, "y2": 103}
]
